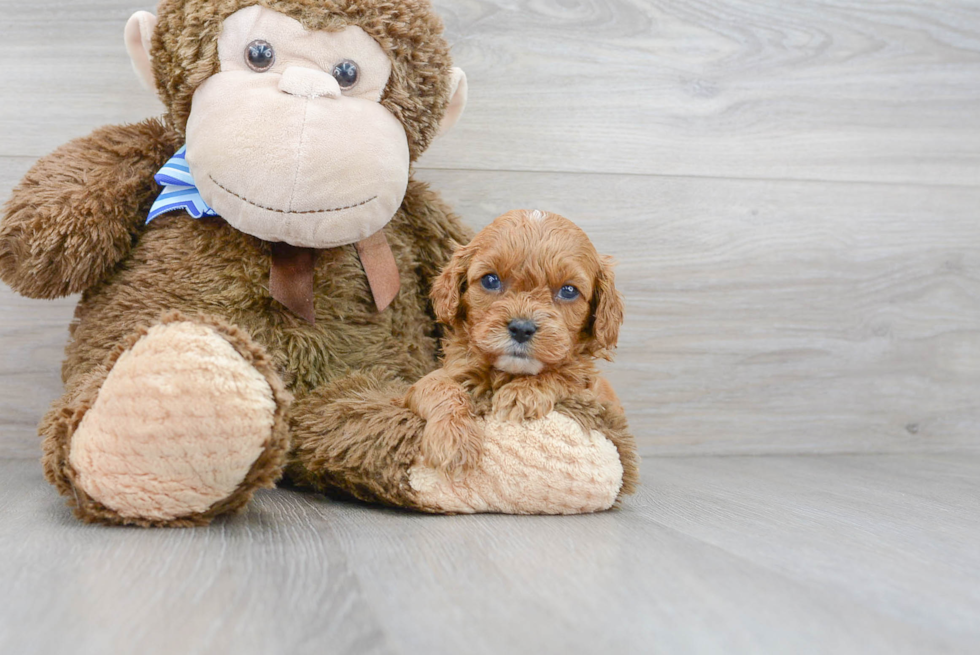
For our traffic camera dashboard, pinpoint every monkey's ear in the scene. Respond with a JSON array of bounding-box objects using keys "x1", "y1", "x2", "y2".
[
  {"x1": 437, "y1": 68, "x2": 468, "y2": 138},
  {"x1": 125, "y1": 11, "x2": 158, "y2": 92},
  {"x1": 430, "y1": 241, "x2": 472, "y2": 328}
]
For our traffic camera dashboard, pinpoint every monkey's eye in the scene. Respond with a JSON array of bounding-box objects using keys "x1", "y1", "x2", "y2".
[
  {"x1": 245, "y1": 40, "x2": 276, "y2": 72},
  {"x1": 481, "y1": 274, "x2": 502, "y2": 292},
  {"x1": 557, "y1": 285, "x2": 580, "y2": 301},
  {"x1": 332, "y1": 60, "x2": 359, "y2": 89}
]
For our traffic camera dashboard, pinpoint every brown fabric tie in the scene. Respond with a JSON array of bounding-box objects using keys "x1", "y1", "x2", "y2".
[
  {"x1": 269, "y1": 232, "x2": 401, "y2": 324},
  {"x1": 355, "y1": 230, "x2": 401, "y2": 313},
  {"x1": 270, "y1": 243, "x2": 317, "y2": 324}
]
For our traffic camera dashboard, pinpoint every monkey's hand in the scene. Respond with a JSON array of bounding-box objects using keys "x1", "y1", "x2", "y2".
[
  {"x1": 408, "y1": 396, "x2": 639, "y2": 515},
  {"x1": 405, "y1": 370, "x2": 484, "y2": 475},
  {"x1": 0, "y1": 118, "x2": 178, "y2": 298}
]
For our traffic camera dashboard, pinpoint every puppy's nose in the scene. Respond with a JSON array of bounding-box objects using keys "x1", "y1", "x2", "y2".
[{"x1": 508, "y1": 319, "x2": 537, "y2": 344}]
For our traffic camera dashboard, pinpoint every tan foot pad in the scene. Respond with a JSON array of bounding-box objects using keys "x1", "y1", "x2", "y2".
[
  {"x1": 68, "y1": 321, "x2": 277, "y2": 521},
  {"x1": 408, "y1": 412, "x2": 624, "y2": 515}
]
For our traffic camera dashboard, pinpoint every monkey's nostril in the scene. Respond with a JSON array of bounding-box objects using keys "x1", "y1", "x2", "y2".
[{"x1": 508, "y1": 319, "x2": 537, "y2": 344}]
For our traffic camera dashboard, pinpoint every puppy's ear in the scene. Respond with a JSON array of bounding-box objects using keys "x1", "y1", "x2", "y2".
[
  {"x1": 589, "y1": 256, "x2": 625, "y2": 356},
  {"x1": 431, "y1": 241, "x2": 472, "y2": 327}
]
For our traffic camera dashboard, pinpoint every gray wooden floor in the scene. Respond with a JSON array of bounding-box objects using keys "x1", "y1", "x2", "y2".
[{"x1": 1, "y1": 454, "x2": 978, "y2": 654}]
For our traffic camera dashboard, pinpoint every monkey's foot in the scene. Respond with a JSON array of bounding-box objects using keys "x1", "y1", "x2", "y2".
[
  {"x1": 62, "y1": 315, "x2": 290, "y2": 526},
  {"x1": 407, "y1": 412, "x2": 625, "y2": 515}
]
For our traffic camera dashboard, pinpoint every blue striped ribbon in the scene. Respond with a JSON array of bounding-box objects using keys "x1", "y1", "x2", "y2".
[{"x1": 147, "y1": 146, "x2": 219, "y2": 223}]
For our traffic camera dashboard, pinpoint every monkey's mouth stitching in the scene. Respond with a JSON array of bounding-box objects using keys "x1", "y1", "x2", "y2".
[{"x1": 209, "y1": 175, "x2": 377, "y2": 215}]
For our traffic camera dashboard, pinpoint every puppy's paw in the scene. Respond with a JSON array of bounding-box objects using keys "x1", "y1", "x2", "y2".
[
  {"x1": 493, "y1": 384, "x2": 555, "y2": 422},
  {"x1": 421, "y1": 410, "x2": 484, "y2": 476}
]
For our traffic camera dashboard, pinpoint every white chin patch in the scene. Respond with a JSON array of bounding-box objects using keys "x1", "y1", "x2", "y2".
[{"x1": 495, "y1": 355, "x2": 545, "y2": 376}]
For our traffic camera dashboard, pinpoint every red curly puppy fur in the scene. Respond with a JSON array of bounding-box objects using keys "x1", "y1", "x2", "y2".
[{"x1": 405, "y1": 209, "x2": 626, "y2": 474}]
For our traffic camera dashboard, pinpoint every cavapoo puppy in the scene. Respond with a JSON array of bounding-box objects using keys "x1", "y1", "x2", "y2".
[{"x1": 405, "y1": 209, "x2": 626, "y2": 473}]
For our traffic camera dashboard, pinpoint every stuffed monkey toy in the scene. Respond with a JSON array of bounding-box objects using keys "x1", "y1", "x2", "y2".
[{"x1": 0, "y1": 0, "x2": 638, "y2": 527}]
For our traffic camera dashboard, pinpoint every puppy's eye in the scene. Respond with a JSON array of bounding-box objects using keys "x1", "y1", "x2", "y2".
[
  {"x1": 245, "y1": 40, "x2": 276, "y2": 72},
  {"x1": 557, "y1": 285, "x2": 580, "y2": 301},
  {"x1": 481, "y1": 274, "x2": 502, "y2": 291}
]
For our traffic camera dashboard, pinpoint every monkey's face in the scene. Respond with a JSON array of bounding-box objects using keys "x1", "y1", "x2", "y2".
[{"x1": 183, "y1": 6, "x2": 410, "y2": 248}]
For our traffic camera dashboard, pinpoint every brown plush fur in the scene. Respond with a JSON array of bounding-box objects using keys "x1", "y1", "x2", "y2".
[
  {"x1": 405, "y1": 210, "x2": 635, "y2": 480},
  {"x1": 285, "y1": 367, "x2": 428, "y2": 508},
  {"x1": 52, "y1": 172, "x2": 466, "y2": 521},
  {"x1": 4, "y1": 115, "x2": 468, "y2": 523},
  {"x1": 58, "y1": 174, "x2": 466, "y2": 395},
  {"x1": 1, "y1": 0, "x2": 637, "y2": 524},
  {"x1": 0, "y1": 119, "x2": 179, "y2": 299}
]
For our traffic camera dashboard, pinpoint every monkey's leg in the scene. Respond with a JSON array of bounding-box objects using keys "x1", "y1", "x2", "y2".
[
  {"x1": 289, "y1": 377, "x2": 639, "y2": 515},
  {"x1": 41, "y1": 313, "x2": 291, "y2": 527}
]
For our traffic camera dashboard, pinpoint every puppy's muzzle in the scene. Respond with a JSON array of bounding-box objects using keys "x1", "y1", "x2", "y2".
[{"x1": 508, "y1": 319, "x2": 537, "y2": 344}]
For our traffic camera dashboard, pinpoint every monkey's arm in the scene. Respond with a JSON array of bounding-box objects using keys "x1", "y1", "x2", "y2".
[
  {"x1": 286, "y1": 367, "x2": 431, "y2": 508},
  {"x1": 0, "y1": 118, "x2": 178, "y2": 298},
  {"x1": 289, "y1": 368, "x2": 638, "y2": 514}
]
